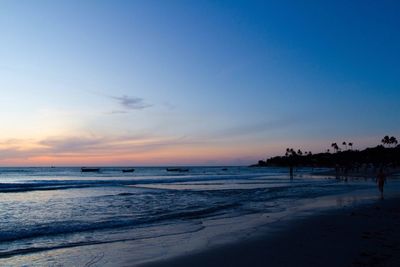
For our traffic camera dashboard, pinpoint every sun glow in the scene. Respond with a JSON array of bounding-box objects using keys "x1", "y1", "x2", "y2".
[{"x1": 0, "y1": 134, "x2": 272, "y2": 166}]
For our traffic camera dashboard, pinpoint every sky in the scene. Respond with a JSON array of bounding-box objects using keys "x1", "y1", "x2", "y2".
[{"x1": 0, "y1": 0, "x2": 399, "y2": 166}]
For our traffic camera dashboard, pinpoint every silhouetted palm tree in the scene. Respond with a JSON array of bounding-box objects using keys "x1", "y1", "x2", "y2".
[
  {"x1": 342, "y1": 142, "x2": 347, "y2": 150},
  {"x1": 297, "y1": 149, "x2": 303, "y2": 156},
  {"x1": 331, "y1": 143, "x2": 339, "y2": 153},
  {"x1": 286, "y1": 148, "x2": 297, "y2": 157},
  {"x1": 348, "y1": 142, "x2": 353, "y2": 150},
  {"x1": 389, "y1": 136, "x2": 398, "y2": 147},
  {"x1": 382, "y1": 136, "x2": 390, "y2": 147}
]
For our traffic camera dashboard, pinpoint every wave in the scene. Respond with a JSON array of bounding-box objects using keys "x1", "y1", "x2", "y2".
[
  {"x1": 0, "y1": 183, "x2": 95, "y2": 193},
  {"x1": 0, "y1": 180, "x2": 115, "y2": 193},
  {"x1": 0, "y1": 173, "x2": 273, "y2": 193},
  {"x1": 0, "y1": 223, "x2": 205, "y2": 259},
  {"x1": 0, "y1": 203, "x2": 238, "y2": 243}
]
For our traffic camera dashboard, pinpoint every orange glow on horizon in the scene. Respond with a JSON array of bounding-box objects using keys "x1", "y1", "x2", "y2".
[
  {"x1": 0, "y1": 139, "x2": 275, "y2": 166},
  {"x1": 2, "y1": 133, "x2": 378, "y2": 166}
]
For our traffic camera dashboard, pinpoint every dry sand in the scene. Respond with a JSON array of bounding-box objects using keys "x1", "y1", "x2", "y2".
[{"x1": 140, "y1": 197, "x2": 400, "y2": 267}]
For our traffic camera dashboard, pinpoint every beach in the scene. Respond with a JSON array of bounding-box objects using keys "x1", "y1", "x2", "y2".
[
  {"x1": 1, "y1": 167, "x2": 399, "y2": 266},
  {"x1": 141, "y1": 196, "x2": 400, "y2": 267},
  {"x1": 2, "y1": 1, "x2": 399, "y2": 266}
]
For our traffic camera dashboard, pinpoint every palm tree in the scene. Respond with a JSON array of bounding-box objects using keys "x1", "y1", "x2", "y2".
[
  {"x1": 382, "y1": 136, "x2": 390, "y2": 147},
  {"x1": 342, "y1": 142, "x2": 347, "y2": 150},
  {"x1": 348, "y1": 142, "x2": 353, "y2": 150},
  {"x1": 286, "y1": 148, "x2": 297, "y2": 157},
  {"x1": 297, "y1": 149, "x2": 303, "y2": 156},
  {"x1": 331, "y1": 143, "x2": 339, "y2": 153},
  {"x1": 389, "y1": 136, "x2": 398, "y2": 147},
  {"x1": 326, "y1": 149, "x2": 330, "y2": 153}
]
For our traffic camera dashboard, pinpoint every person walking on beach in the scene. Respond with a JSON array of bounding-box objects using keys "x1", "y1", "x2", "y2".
[{"x1": 377, "y1": 168, "x2": 386, "y2": 199}]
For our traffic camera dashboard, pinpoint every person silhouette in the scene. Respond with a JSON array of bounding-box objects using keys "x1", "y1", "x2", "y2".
[{"x1": 376, "y1": 168, "x2": 386, "y2": 199}]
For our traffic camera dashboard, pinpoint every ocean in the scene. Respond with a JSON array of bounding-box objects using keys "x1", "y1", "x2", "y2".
[{"x1": 0, "y1": 166, "x2": 397, "y2": 266}]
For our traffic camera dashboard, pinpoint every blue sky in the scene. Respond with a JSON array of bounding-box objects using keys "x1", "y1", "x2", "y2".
[{"x1": 0, "y1": 0, "x2": 399, "y2": 165}]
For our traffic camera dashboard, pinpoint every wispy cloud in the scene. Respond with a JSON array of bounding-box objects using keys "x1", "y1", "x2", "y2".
[
  {"x1": 106, "y1": 110, "x2": 129, "y2": 115},
  {"x1": 39, "y1": 137, "x2": 105, "y2": 152},
  {"x1": 112, "y1": 95, "x2": 152, "y2": 111},
  {"x1": 0, "y1": 134, "x2": 194, "y2": 161},
  {"x1": 88, "y1": 91, "x2": 153, "y2": 114}
]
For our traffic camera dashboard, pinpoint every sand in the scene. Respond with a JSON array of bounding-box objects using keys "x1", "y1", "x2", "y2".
[
  {"x1": 140, "y1": 197, "x2": 400, "y2": 267},
  {"x1": 313, "y1": 166, "x2": 400, "y2": 178}
]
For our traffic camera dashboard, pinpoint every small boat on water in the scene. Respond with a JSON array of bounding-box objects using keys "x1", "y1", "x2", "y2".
[
  {"x1": 81, "y1": 167, "x2": 100, "y2": 172},
  {"x1": 166, "y1": 168, "x2": 189, "y2": 172},
  {"x1": 122, "y1": 168, "x2": 135, "y2": 173}
]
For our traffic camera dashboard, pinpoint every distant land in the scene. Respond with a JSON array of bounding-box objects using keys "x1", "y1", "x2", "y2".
[{"x1": 252, "y1": 136, "x2": 399, "y2": 172}]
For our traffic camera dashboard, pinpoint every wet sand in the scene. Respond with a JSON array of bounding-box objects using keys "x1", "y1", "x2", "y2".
[
  {"x1": 140, "y1": 196, "x2": 400, "y2": 267},
  {"x1": 313, "y1": 167, "x2": 400, "y2": 178}
]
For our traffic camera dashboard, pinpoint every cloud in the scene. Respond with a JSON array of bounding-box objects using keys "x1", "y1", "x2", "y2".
[
  {"x1": 112, "y1": 95, "x2": 152, "y2": 111},
  {"x1": 0, "y1": 134, "x2": 196, "y2": 161},
  {"x1": 39, "y1": 137, "x2": 105, "y2": 152},
  {"x1": 106, "y1": 110, "x2": 129, "y2": 115},
  {"x1": 0, "y1": 145, "x2": 48, "y2": 160}
]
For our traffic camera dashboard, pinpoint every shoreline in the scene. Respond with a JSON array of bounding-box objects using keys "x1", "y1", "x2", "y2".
[
  {"x1": 140, "y1": 195, "x2": 400, "y2": 267},
  {"x1": 312, "y1": 167, "x2": 400, "y2": 178},
  {"x1": 2, "y1": 171, "x2": 399, "y2": 266}
]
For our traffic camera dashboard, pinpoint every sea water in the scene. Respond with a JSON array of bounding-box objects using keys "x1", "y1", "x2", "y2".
[{"x1": 0, "y1": 167, "x2": 397, "y2": 266}]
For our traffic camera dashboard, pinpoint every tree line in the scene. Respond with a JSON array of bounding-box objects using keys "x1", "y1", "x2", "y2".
[{"x1": 253, "y1": 136, "x2": 399, "y2": 168}]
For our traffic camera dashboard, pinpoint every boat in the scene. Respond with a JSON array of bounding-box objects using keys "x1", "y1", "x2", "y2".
[
  {"x1": 166, "y1": 168, "x2": 189, "y2": 172},
  {"x1": 81, "y1": 167, "x2": 100, "y2": 172},
  {"x1": 122, "y1": 168, "x2": 135, "y2": 173}
]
